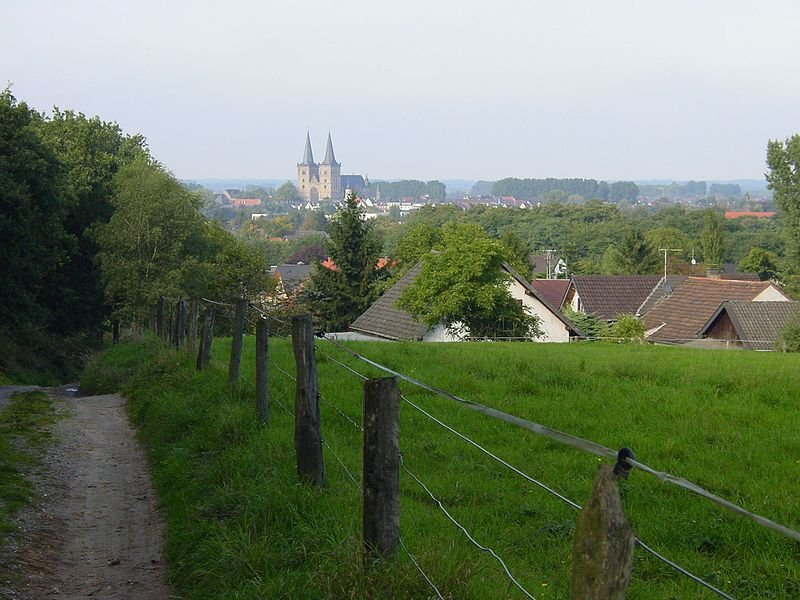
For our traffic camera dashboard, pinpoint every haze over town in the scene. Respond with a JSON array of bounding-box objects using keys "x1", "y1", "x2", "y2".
[{"x1": 3, "y1": 0, "x2": 799, "y2": 182}]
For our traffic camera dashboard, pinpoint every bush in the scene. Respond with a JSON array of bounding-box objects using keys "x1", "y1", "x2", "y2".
[
  {"x1": 774, "y1": 316, "x2": 800, "y2": 352},
  {"x1": 612, "y1": 314, "x2": 645, "y2": 342}
]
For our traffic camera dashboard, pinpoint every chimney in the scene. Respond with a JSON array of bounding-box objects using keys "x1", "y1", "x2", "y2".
[{"x1": 705, "y1": 267, "x2": 722, "y2": 279}]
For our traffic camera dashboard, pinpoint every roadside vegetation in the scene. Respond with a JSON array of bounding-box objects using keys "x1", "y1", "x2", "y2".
[
  {"x1": 0, "y1": 392, "x2": 58, "y2": 543},
  {"x1": 84, "y1": 336, "x2": 800, "y2": 599}
]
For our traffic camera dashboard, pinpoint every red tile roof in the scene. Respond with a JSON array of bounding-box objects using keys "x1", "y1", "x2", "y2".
[
  {"x1": 642, "y1": 277, "x2": 785, "y2": 342},
  {"x1": 724, "y1": 211, "x2": 775, "y2": 219},
  {"x1": 529, "y1": 279, "x2": 570, "y2": 309}
]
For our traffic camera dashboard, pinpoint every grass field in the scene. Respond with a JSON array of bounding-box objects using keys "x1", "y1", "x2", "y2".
[{"x1": 89, "y1": 335, "x2": 800, "y2": 599}]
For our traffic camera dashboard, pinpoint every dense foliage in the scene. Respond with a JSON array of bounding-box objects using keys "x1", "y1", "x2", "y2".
[
  {"x1": 398, "y1": 223, "x2": 542, "y2": 339},
  {"x1": 492, "y1": 177, "x2": 639, "y2": 202},
  {"x1": 0, "y1": 89, "x2": 268, "y2": 379},
  {"x1": 304, "y1": 192, "x2": 384, "y2": 331},
  {"x1": 368, "y1": 179, "x2": 446, "y2": 201}
]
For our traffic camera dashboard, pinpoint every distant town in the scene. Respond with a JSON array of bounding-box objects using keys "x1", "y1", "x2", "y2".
[{"x1": 185, "y1": 132, "x2": 775, "y2": 223}]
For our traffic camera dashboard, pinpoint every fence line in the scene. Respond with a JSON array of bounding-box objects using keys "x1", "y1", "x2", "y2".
[
  {"x1": 321, "y1": 336, "x2": 800, "y2": 545},
  {"x1": 400, "y1": 455, "x2": 537, "y2": 600},
  {"x1": 148, "y1": 304, "x2": 779, "y2": 596},
  {"x1": 317, "y1": 344, "x2": 737, "y2": 599}
]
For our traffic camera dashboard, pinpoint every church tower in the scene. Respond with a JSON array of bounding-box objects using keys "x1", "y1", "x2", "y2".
[
  {"x1": 318, "y1": 132, "x2": 342, "y2": 200},
  {"x1": 297, "y1": 132, "x2": 342, "y2": 201}
]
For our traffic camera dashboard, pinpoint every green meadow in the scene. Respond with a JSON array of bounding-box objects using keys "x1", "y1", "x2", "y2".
[{"x1": 85, "y1": 336, "x2": 800, "y2": 599}]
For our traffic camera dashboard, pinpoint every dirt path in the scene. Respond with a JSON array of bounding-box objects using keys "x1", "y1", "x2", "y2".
[{"x1": 2, "y1": 387, "x2": 174, "y2": 599}]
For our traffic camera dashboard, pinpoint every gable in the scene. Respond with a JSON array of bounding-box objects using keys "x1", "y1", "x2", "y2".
[
  {"x1": 571, "y1": 275, "x2": 663, "y2": 320},
  {"x1": 643, "y1": 278, "x2": 787, "y2": 343}
]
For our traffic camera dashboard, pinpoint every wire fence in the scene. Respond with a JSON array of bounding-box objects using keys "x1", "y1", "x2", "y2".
[
  {"x1": 150, "y1": 299, "x2": 797, "y2": 598},
  {"x1": 317, "y1": 340, "x2": 738, "y2": 599}
]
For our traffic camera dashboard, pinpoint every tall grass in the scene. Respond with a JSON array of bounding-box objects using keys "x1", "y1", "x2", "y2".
[{"x1": 95, "y1": 337, "x2": 800, "y2": 599}]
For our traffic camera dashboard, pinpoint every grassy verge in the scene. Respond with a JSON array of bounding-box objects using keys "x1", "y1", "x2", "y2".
[
  {"x1": 0, "y1": 391, "x2": 58, "y2": 540},
  {"x1": 80, "y1": 334, "x2": 164, "y2": 394},
  {"x1": 90, "y1": 337, "x2": 800, "y2": 599}
]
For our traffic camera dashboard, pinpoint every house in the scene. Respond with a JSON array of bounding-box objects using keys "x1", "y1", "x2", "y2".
[
  {"x1": 642, "y1": 278, "x2": 790, "y2": 344},
  {"x1": 349, "y1": 263, "x2": 583, "y2": 342},
  {"x1": 564, "y1": 275, "x2": 663, "y2": 320},
  {"x1": 698, "y1": 301, "x2": 800, "y2": 350},
  {"x1": 269, "y1": 262, "x2": 313, "y2": 302},
  {"x1": 528, "y1": 279, "x2": 571, "y2": 310},
  {"x1": 529, "y1": 254, "x2": 567, "y2": 278},
  {"x1": 229, "y1": 198, "x2": 262, "y2": 208}
]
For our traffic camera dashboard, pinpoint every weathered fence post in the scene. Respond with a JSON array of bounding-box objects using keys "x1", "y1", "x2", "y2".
[
  {"x1": 228, "y1": 298, "x2": 247, "y2": 387},
  {"x1": 175, "y1": 298, "x2": 186, "y2": 350},
  {"x1": 187, "y1": 298, "x2": 199, "y2": 352},
  {"x1": 292, "y1": 315, "x2": 325, "y2": 487},
  {"x1": 363, "y1": 376, "x2": 400, "y2": 562},
  {"x1": 156, "y1": 296, "x2": 165, "y2": 341},
  {"x1": 167, "y1": 301, "x2": 175, "y2": 345},
  {"x1": 571, "y1": 451, "x2": 635, "y2": 600},
  {"x1": 196, "y1": 307, "x2": 214, "y2": 371},
  {"x1": 255, "y1": 317, "x2": 269, "y2": 425},
  {"x1": 112, "y1": 319, "x2": 120, "y2": 345}
]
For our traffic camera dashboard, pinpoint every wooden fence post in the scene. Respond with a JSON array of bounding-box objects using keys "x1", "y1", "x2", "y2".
[
  {"x1": 363, "y1": 376, "x2": 400, "y2": 562},
  {"x1": 112, "y1": 319, "x2": 120, "y2": 345},
  {"x1": 571, "y1": 462, "x2": 635, "y2": 600},
  {"x1": 156, "y1": 296, "x2": 165, "y2": 341},
  {"x1": 175, "y1": 298, "x2": 186, "y2": 350},
  {"x1": 196, "y1": 307, "x2": 214, "y2": 371},
  {"x1": 228, "y1": 298, "x2": 247, "y2": 387},
  {"x1": 255, "y1": 317, "x2": 269, "y2": 425},
  {"x1": 187, "y1": 298, "x2": 199, "y2": 352},
  {"x1": 292, "y1": 315, "x2": 325, "y2": 487}
]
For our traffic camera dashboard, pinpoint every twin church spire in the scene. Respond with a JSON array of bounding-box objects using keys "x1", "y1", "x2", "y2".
[
  {"x1": 300, "y1": 131, "x2": 338, "y2": 166},
  {"x1": 297, "y1": 132, "x2": 342, "y2": 201}
]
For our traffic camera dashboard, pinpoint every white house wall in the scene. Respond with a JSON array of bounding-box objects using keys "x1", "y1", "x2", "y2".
[
  {"x1": 507, "y1": 280, "x2": 571, "y2": 343},
  {"x1": 422, "y1": 323, "x2": 464, "y2": 342},
  {"x1": 754, "y1": 286, "x2": 791, "y2": 302}
]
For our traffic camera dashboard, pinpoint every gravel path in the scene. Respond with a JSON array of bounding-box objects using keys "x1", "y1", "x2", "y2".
[{"x1": 1, "y1": 387, "x2": 174, "y2": 599}]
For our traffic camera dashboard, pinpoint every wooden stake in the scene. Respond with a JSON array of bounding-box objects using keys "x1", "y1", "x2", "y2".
[
  {"x1": 363, "y1": 376, "x2": 400, "y2": 562},
  {"x1": 292, "y1": 315, "x2": 325, "y2": 487},
  {"x1": 571, "y1": 464, "x2": 635, "y2": 600},
  {"x1": 228, "y1": 298, "x2": 246, "y2": 387},
  {"x1": 196, "y1": 307, "x2": 214, "y2": 371},
  {"x1": 187, "y1": 298, "x2": 199, "y2": 352},
  {"x1": 255, "y1": 317, "x2": 269, "y2": 425}
]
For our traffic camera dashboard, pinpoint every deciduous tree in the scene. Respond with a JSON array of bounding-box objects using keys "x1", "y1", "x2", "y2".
[{"x1": 398, "y1": 223, "x2": 541, "y2": 339}]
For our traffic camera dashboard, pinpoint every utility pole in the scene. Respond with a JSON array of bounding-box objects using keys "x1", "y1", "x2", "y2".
[
  {"x1": 542, "y1": 248, "x2": 558, "y2": 279},
  {"x1": 658, "y1": 248, "x2": 682, "y2": 279}
]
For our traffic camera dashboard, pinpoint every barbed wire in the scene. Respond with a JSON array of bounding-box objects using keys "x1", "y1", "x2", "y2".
[{"x1": 320, "y1": 336, "x2": 800, "y2": 544}]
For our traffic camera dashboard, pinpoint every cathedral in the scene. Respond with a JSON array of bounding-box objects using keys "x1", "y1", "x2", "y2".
[{"x1": 297, "y1": 132, "x2": 342, "y2": 201}]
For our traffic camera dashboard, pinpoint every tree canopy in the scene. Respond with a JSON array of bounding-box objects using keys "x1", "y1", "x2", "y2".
[
  {"x1": 305, "y1": 192, "x2": 383, "y2": 331},
  {"x1": 398, "y1": 223, "x2": 541, "y2": 339}
]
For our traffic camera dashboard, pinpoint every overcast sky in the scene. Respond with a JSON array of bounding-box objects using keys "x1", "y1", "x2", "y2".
[{"x1": 3, "y1": 0, "x2": 799, "y2": 183}]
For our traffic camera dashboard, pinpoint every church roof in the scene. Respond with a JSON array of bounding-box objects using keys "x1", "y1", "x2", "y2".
[
  {"x1": 301, "y1": 132, "x2": 315, "y2": 165},
  {"x1": 322, "y1": 132, "x2": 338, "y2": 165}
]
